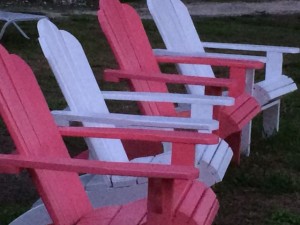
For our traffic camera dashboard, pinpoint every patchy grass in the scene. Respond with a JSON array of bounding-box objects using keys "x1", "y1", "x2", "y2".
[
  {"x1": 0, "y1": 12, "x2": 300, "y2": 225},
  {"x1": 266, "y1": 209, "x2": 300, "y2": 225},
  {"x1": 0, "y1": 205, "x2": 32, "y2": 225}
]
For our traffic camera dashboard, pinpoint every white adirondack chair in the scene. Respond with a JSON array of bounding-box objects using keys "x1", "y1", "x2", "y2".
[
  {"x1": 9, "y1": 19, "x2": 234, "y2": 225},
  {"x1": 37, "y1": 18, "x2": 235, "y2": 187},
  {"x1": 38, "y1": 20, "x2": 232, "y2": 186},
  {"x1": 147, "y1": 0, "x2": 299, "y2": 155}
]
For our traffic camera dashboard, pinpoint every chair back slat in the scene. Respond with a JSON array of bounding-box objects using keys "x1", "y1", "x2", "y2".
[
  {"x1": 99, "y1": 0, "x2": 177, "y2": 116},
  {"x1": 38, "y1": 19, "x2": 128, "y2": 162},
  {"x1": 0, "y1": 46, "x2": 92, "y2": 225}
]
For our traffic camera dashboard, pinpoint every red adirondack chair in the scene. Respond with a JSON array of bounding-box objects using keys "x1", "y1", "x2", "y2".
[
  {"x1": 0, "y1": 45, "x2": 219, "y2": 224},
  {"x1": 98, "y1": 0, "x2": 264, "y2": 164}
]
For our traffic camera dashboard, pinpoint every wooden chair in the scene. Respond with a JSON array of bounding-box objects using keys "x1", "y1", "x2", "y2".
[
  {"x1": 97, "y1": 0, "x2": 264, "y2": 165},
  {"x1": 36, "y1": 18, "x2": 234, "y2": 187},
  {"x1": 0, "y1": 44, "x2": 219, "y2": 225},
  {"x1": 147, "y1": 0, "x2": 299, "y2": 155}
]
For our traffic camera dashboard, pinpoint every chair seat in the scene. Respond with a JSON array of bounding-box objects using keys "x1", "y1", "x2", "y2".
[
  {"x1": 77, "y1": 180, "x2": 219, "y2": 225},
  {"x1": 254, "y1": 75, "x2": 297, "y2": 105},
  {"x1": 77, "y1": 199, "x2": 147, "y2": 225}
]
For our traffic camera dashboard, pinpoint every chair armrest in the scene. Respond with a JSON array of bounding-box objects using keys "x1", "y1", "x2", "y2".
[
  {"x1": 58, "y1": 126, "x2": 219, "y2": 145},
  {"x1": 102, "y1": 91, "x2": 234, "y2": 106},
  {"x1": 153, "y1": 52, "x2": 264, "y2": 69},
  {"x1": 202, "y1": 42, "x2": 300, "y2": 54},
  {"x1": 0, "y1": 165, "x2": 22, "y2": 174},
  {"x1": 148, "y1": 54, "x2": 263, "y2": 96},
  {"x1": 52, "y1": 110, "x2": 220, "y2": 131},
  {"x1": 153, "y1": 49, "x2": 267, "y2": 63},
  {"x1": 0, "y1": 154, "x2": 198, "y2": 180},
  {"x1": 104, "y1": 68, "x2": 248, "y2": 97},
  {"x1": 104, "y1": 69, "x2": 234, "y2": 88}
]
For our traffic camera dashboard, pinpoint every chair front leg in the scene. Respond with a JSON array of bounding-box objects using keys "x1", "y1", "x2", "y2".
[
  {"x1": 241, "y1": 68, "x2": 255, "y2": 156},
  {"x1": 147, "y1": 178, "x2": 174, "y2": 225}
]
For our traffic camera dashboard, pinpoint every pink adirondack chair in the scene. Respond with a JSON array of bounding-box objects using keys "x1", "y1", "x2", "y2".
[
  {"x1": 97, "y1": 0, "x2": 264, "y2": 164},
  {"x1": 0, "y1": 45, "x2": 219, "y2": 224}
]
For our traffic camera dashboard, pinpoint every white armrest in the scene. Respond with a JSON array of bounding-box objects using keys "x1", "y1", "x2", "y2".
[
  {"x1": 102, "y1": 91, "x2": 234, "y2": 106},
  {"x1": 202, "y1": 42, "x2": 300, "y2": 54},
  {"x1": 52, "y1": 111, "x2": 219, "y2": 131},
  {"x1": 153, "y1": 49, "x2": 267, "y2": 63}
]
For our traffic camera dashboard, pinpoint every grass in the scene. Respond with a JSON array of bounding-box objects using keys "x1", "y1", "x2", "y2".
[
  {"x1": 0, "y1": 11, "x2": 300, "y2": 225},
  {"x1": 0, "y1": 205, "x2": 32, "y2": 225},
  {"x1": 266, "y1": 209, "x2": 300, "y2": 225}
]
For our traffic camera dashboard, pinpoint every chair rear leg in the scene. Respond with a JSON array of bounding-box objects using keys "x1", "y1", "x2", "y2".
[
  {"x1": 263, "y1": 101, "x2": 280, "y2": 137},
  {"x1": 240, "y1": 121, "x2": 252, "y2": 156},
  {"x1": 225, "y1": 131, "x2": 242, "y2": 165}
]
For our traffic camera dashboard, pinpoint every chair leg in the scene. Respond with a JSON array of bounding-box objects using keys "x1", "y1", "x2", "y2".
[
  {"x1": 240, "y1": 121, "x2": 252, "y2": 156},
  {"x1": 0, "y1": 22, "x2": 10, "y2": 40},
  {"x1": 225, "y1": 131, "x2": 242, "y2": 165},
  {"x1": 147, "y1": 178, "x2": 174, "y2": 225},
  {"x1": 12, "y1": 22, "x2": 30, "y2": 39},
  {"x1": 263, "y1": 100, "x2": 280, "y2": 137}
]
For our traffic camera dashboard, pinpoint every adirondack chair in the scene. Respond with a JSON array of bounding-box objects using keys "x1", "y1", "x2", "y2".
[
  {"x1": 0, "y1": 45, "x2": 220, "y2": 225},
  {"x1": 36, "y1": 18, "x2": 235, "y2": 188},
  {"x1": 147, "y1": 0, "x2": 299, "y2": 155},
  {"x1": 97, "y1": 0, "x2": 264, "y2": 165}
]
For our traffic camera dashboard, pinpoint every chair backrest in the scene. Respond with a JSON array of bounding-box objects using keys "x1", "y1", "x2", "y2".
[
  {"x1": 0, "y1": 45, "x2": 92, "y2": 225},
  {"x1": 38, "y1": 19, "x2": 128, "y2": 162},
  {"x1": 98, "y1": 0, "x2": 215, "y2": 120},
  {"x1": 98, "y1": 0, "x2": 177, "y2": 117},
  {"x1": 147, "y1": 0, "x2": 215, "y2": 96}
]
